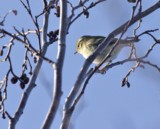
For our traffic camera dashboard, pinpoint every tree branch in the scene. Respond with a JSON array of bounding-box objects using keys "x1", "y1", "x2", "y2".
[{"x1": 42, "y1": 0, "x2": 68, "y2": 128}]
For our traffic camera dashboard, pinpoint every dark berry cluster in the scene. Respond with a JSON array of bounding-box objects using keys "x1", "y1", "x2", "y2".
[
  {"x1": 47, "y1": 30, "x2": 59, "y2": 42},
  {"x1": 10, "y1": 74, "x2": 29, "y2": 89}
]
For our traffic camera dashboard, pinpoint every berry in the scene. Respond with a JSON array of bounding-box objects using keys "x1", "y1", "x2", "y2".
[
  {"x1": 23, "y1": 76, "x2": 29, "y2": 84},
  {"x1": 20, "y1": 74, "x2": 29, "y2": 84},
  {"x1": 11, "y1": 76, "x2": 18, "y2": 84},
  {"x1": 20, "y1": 74, "x2": 27, "y2": 80},
  {"x1": 19, "y1": 82, "x2": 25, "y2": 89}
]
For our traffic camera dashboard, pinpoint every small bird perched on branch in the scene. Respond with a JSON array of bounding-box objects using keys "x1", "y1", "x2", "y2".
[{"x1": 75, "y1": 35, "x2": 138, "y2": 65}]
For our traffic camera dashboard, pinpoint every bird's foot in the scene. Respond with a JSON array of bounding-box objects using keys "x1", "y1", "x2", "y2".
[{"x1": 96, "y1": 68, "x2": 106, "y2": 74}]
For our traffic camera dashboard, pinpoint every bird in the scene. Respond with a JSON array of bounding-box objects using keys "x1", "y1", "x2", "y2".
[{"x1": 75, "y1": 35, "x2": 137, "y2": 65}]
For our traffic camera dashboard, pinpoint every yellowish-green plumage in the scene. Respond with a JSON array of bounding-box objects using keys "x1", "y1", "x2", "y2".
[{"x1": 76, "y1": 35, "x2": 133, "y2": 65}]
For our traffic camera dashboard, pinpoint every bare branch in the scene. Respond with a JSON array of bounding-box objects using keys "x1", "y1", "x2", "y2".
[
  {"x1": 133, "y1": 0, "x2": 142, "y2": 35},
  {"x1": 122, "y1": 62, "x2": 140, "y2": 87},
  {"x1": 68, "y1": 0, "x2": 106, "y2": 30},
  {"x1": 20, "y1": 0, "x2": 42, "y2": 51},
  {"x1": 0, "y1": 28, "x2": 55, "y2": 65},
  {"x1": 0, "y1": 10, "x2": 17, "y2": 26},
  {"x1": 42, "y1": 0, "x2": 68, "y2": 128}
]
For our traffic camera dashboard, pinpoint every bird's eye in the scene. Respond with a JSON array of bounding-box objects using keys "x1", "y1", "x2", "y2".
[{"x1": 77, "y1": 43, "x2": 81, "y2": 48}]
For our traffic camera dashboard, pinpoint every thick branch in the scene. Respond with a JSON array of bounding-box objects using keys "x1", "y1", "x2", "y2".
[{"x1": 41, "y1": 0, "x2": 68, "y2": 128}]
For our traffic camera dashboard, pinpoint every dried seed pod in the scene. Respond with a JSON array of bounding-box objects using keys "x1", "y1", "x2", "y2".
[
  {"x1": 0, "y1": 91, "x2": 2, "y2": 102},
  {"x1": 20, "y1": 73, "x2": 29, "y2": 84},
  {"x1": 23, "y1": 76, "x2": 29, "y2": 84},
  {"x1": 128, "y1": 0, "x2": 136, "y2": 3},
  {"x1": 20, "y1": 73, "x2": 27, "y2": 80},
  {"x1": 127, "y1": 82, "x2": 130, "y2": 88},
  {"x1": 11, "y1": 76, "x2": 18, "y2": 84},
  {"x1": 0, "y1": 49, "x2": 3, "y2": 56},
  {"x1": 47, "y1": 30, "x2": 59, "y2": 41},
  {"x1": 2, "y1": 112, "x2": 6, "y2": 119},
  {"x1": 54, "y1": 6, "x2": 60, "y2": 17},
  {"x1": 19, "y1": 82, "x2": 25, "y2": 89},
  {"x1": 83, "y1": 8, "x2": 89, "y2": 18}
]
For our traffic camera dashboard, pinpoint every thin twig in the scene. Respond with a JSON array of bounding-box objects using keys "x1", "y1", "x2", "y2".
[
  {"x1": 67, "y1": 0, "x2": 106, "y2": 30},
  {"x1": 0, "y1": 28, "x2": 55, "y2": 65},
  {"x1": 122, "y1": 62, "x2": 140, "y2": 87}
]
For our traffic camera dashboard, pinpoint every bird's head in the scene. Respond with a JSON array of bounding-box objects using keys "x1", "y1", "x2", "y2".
[{"x1": 75, "y1": 36, "x2": 91, "y2": 54}]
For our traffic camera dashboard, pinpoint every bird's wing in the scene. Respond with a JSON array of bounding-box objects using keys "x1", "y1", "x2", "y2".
[{"x1": 86, "y1": 36, "x2": 105, "y2": 49}]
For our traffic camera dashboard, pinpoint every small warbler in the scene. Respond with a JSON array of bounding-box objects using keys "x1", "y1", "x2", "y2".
[{"x1": 75, "y1": 35, "x2": 137, "y2": 65}]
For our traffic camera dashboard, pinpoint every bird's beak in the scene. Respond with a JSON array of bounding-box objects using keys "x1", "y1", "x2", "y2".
[{"x1": 74, "y1": 51, "x2": 77, "y2": 54}]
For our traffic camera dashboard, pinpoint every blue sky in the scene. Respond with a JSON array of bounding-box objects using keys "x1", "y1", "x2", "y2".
[{"x1": 1, "y1": 0, "x2": 160, "y2": 129}]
